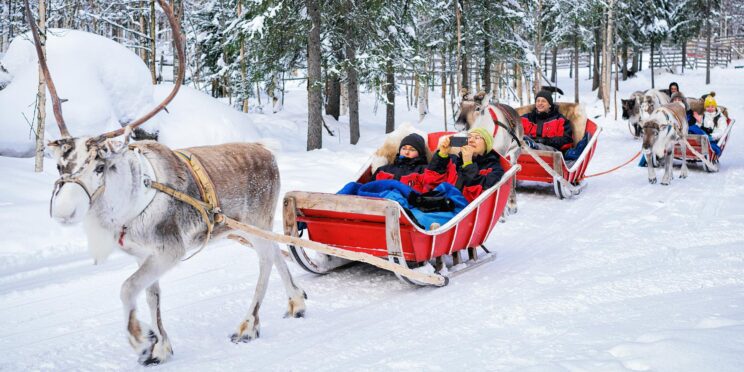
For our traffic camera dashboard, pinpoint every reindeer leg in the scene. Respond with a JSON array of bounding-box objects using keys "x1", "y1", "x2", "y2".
[
  {"x1": 645, "y1": 151, "x2": 657, "y2": 184},
  {"x1": 231, "y1": 237, "x2": 273, "y2": 343},
  {"x1": 661, "y1": 147, "x2": 673, "y2": 185},
  {"x1": 505, "y1": 148, "x2": 520, "y2": 216},
  {"x1": 270, "y1": 242, "x2": 307, "y2": 318},
  {"x1": 144, "y1": 281, "x2": 173, "y2": 364},
  {"x1": 120, "y1": 254, "x2": 177, "y2": 365},
  {"x1": 679, "y1": 139, "x2": 689, "y2": 179}
]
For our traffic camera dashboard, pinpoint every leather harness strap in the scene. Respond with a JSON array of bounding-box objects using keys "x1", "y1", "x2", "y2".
[{"x1": 145, "y1": 150, "x2": 221, "y2": 260}]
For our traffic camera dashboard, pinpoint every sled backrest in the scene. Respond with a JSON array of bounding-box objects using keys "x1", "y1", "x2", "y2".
[{"x1": 516, "y1": 102, "x2": 587, "y2": 145}]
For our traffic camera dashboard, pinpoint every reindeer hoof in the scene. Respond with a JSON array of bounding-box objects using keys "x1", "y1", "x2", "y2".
[
  {"x1": 649, "y1": 178, "x2": 657, "y2": 184},
  {"x1": 285, "y1": 309, "x2": 305, "y2": 318},
  {"x1": 231, "y1": 318, "x2": 260, "y2": 343},
  {"x1": 661, "y1": 181, "x2": 670, "y2": 186},
  {"x1": 230, "y1": 330, "x2": 259, "y2": 343},
  {"x1": 136, "y1": 330, "x2": 172, "y2": 366}
]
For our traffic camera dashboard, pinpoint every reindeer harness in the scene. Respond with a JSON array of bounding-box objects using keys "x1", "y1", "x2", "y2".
[{"x1": 143, "y1": 149, "x2": 221, "y2": 260}]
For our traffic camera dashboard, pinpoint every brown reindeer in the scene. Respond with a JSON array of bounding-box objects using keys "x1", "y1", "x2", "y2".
[
  {"x1": 454, "y1": 91, "x2": 523, "y2": 214},
  {"x1": 641, "y1": 102, "x2": 689, "y2": 185},
  {"x1": 25, "y1": 0, "x2": 305, "y2": 365}
]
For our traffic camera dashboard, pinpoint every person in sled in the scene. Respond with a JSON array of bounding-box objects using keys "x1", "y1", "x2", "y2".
[
  {"x1": 520, "y1": 90, "x2": 574, "y2": 154},
  {"x1": 425, "y1": 127, "x2": 505, "y2": 203},
  {"x1": 663, "y1": 82, "x2": 680, "y2": 97},
  {"x1": 690, "y1": 92, "x2": 725, "y2": 156},
  {"x1": 372, "y1": 133, "x2": 429, "y2": 192},
  {"x1": 671, "y1": 91, "x2": 695, "y2": 124}
]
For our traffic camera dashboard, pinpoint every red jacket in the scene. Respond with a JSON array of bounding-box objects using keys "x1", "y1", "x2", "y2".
[
  {"x1": 521, "y1": 106, "x2": 574, "y2": 151},
  {"x1": 424, "y1": 150, "x2": 504, "y2": 202}
]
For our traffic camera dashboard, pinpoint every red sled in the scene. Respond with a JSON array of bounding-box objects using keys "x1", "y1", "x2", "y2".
[
  {"x1": 514, "y1": 103, "x2": 602, "y2": 199},
  {"x1": 283, "y1": 132, "x2": 520, "y2": 286},
  {"x1": 674, "y1": 117, "x2": 735, "y2": 172}
]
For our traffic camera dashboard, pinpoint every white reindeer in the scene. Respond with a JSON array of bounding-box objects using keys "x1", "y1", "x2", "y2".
[
  {"x1": 454, "y1": 91, "x2": 523, "y2": 214},
  {"x1": 641, "y1": 102, "x2": 690, "y2": 185},
  {"x1": 26, "y1": 0, "x2": 305, "y2": 365},
  {"x1": 640, "y1": 89, "x2": 671, "y2": 121}
]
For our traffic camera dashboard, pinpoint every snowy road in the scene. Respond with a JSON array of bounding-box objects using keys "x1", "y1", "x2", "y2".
[{"x1": 2, "y1": 64, "x2": 744, "y2": 371}]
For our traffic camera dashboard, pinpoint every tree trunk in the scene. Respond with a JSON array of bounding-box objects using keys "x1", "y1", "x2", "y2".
[
  {"x1": 515, "y1": 64, "x2": 523, "y2": 105},
  {"x1": 574, "y1": 31, "x2": 580, "y2": 103},
  {"x1": 417, "y1": 74, "x2": 427, "y2": 122},
  {"x1": 681, "y1": 41, "x2": 687, "y2": 74},
  {"x1": 461, "y1": 53, "x2": 469, "y2": 92},
  {"x1": 346, "y1": 20, "x2": 359, "y2": 144},
  {"x1": 455, "y1": 1, "x2": 462, "y2": 93},
  {"x1": 592, "y1": 27, "x2": 601, "y2": 92},
  {"x1": 306, "y1": 0, "x2": 322, "y2": 150},
  {"x1": 238, "y1": 2, "x2": 248, "y2": 112},
  {"x1": 533, "y1": 0, "x2": 544, "y2": 95},
  {"x1": 441, "y1": 49, "x2": 448, "y2": 131},
  {"x1": 385, "y1": 60, "x2": 395, "y2": 133},
  {"x1": 325, "y1": 52, "x2": 341, "y2": 120},
  {"x1": 622, "y1": 43, "x2": 628, "y2": 80},
  {"x1": 483, "y1": 32, "x2": 491, "y2": 93},
  {"x1": 171, "y1": 0, "x2": 180, "y2": 84},
  {"x1": 706, "y1": 6, "x2": 711, "y2": 85},
  {"x1": 601, "y1": 0, "x2": 614, "y2": 115},
  {"x1": 149, "y1": 0, "x2": 156, "y2": 84},
  {"x1": 34, "y1": 0, "x2": 47, "y2": 173},
  {"x1": 550, "y1": 46, "x2": 558, "y2": 83},
  {"x1": 650, "y1": 41, "x2": 655, "y2": 88}
]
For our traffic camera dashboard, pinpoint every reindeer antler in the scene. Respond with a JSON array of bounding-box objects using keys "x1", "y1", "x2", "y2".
[
  {"x1": 96, "y1": 0, "x2": 185, "y2": 140},
  {"x1": 23, "y1": 0, "x2": 70, "y2": 138}
]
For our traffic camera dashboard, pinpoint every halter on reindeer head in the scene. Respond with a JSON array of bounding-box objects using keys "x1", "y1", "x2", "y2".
[
  {"x1": 454, "y1": 90, "x2": 490, "y2": 131},
  {"x1": 23, "y1": 0, "x2": 185, "y2": 224}
]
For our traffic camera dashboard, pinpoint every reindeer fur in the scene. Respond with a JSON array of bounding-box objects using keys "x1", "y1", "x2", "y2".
[
  {"x1": 641, "y1": 103, "x2": 689, "y2": 185},
  {"x1": 49, "y1": 139, "x2": 306, "y2": 365}
]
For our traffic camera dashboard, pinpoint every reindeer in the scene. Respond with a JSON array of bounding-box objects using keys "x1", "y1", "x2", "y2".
[
  {"x1": 622, "y1": 91, "x2": 645, "y2": 138},
  {"x1": 25, "y1": 0, "x2": 306, "y2": 365},
  {"x1": 641, "y1": 102, "x2": 689, "y2": 185},
  {"x1": 640, "y1": 89, "x2": 671, "y2": 122},
  {"x1": 454, "y1": 91, "x2": 523, "y2": 214}
]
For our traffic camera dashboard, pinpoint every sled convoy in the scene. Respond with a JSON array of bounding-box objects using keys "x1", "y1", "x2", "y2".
[{"x1": 25, "y1": 0, "x2": 737, "y2": 365}]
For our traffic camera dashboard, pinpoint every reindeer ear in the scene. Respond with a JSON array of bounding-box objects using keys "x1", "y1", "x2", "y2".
[
  {"x1": 46, "y1": 140, "x2": 65, "y2": 159},
  {"x1": 97, "y1": 139, "x2": 126, "y2": 159}
]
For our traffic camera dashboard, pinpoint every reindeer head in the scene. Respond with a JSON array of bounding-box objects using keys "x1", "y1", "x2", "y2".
[
  {"x1": 640, "y1": 95, "x2": 656, "y2": 120},
  {"x1": 454, "y1": 91, "x2": 490, "y2": 131},
  {"x1": 641, "y1": 109, "x2": 678, "y2": 159},
  {"x1": 22, "y1": 0, "x2": 183, "y2": 224},
  {"x1": 621, "y1": 98, "x2": 636, "y2": 120},
  {"x1": 48, "y1": 136, "x2": 130, "y2": 224}
]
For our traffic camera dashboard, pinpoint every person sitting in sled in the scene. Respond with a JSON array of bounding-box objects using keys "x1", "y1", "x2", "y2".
[
  {"x1": 690, "y1": 92, "x2": 725, "y2": 156},
  {"x1": 424, "y1": 127, "x2": 505, "y2": 203},
  {"x1": 372, "y1": 133, "x2": 428, "y2": 192},
  {"x1": 520, "y1": 90, "x2": 574, "y2": 153},
  {"x1": 671, "y1": 91, "x2": 695, "y2": 124}
]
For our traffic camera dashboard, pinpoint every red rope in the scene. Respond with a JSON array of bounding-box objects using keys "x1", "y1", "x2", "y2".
[{"x1": 584, "y1": 150, "x2": 642, "y2": 178}]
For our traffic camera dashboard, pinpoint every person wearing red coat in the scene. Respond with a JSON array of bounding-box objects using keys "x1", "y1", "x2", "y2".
[
  {"x1": 372, "y1": 133, "x2": 428, "y2": 192},
  {"x1": 424, "y1": 127, "x2": 505, "y2": 203},
  {"x1": 521, "y1": 90, "x2": 574, "y2": 153}
]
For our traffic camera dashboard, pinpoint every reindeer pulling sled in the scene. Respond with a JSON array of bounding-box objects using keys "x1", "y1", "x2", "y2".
[{"x1": 283, "y1": 133, "x2": 520, "y2": 287}]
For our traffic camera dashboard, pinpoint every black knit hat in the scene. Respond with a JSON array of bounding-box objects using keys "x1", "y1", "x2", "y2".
[
  {"x1": 669, "y1": 82, "x2": 679, "y2": 92},
  {"x1": 536, "y1": 90, "x2": 553, "y2": 107},
  {"x1": 399, "y1": 133, "x2": 427, "y2": 159}
]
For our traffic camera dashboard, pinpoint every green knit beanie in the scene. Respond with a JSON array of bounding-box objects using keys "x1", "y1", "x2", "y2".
[{"x1": 468, "y1": 127, "x2": 493, "y2": 151}]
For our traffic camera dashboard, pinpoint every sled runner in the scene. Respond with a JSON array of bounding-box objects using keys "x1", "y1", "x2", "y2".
[
  {"x1": 282, "y1": 134, "x2": 520, "y2": 286},
  {"x1": 514, "y1": 103, "x2": 602, "y2": 199},
  {"x1": 674, "y1": 117, "x2": 735, "y2": 172}
]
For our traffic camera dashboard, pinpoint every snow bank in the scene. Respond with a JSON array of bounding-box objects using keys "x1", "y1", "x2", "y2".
[{"x1": 0, "y1": 29, "x2": 154, "y2": 156}]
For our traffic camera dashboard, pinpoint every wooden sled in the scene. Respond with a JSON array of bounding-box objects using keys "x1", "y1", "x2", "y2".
[
  {"x1": 282, "y1": 133, "x2": 520, "y2": 286},
  {"x1": 514, "y1": 103, "x2": 602, "y2": 199},
  {"x1": 674, "y1": 117, "x2": 735, "y2": 172}
]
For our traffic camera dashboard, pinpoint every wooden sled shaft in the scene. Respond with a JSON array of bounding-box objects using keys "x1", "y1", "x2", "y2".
[{"x1": 215, "y1": 213, "x2": 448, "y2": 287}]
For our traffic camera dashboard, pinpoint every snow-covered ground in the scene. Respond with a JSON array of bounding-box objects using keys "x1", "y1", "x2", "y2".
[{"x1": 1, "y1": 31, "x2": 744, "y2": 370}]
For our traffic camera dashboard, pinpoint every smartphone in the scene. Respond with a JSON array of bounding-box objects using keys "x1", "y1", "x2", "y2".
[{"x1": 449, "y1": 136, "x2": 468, "y2": 147}]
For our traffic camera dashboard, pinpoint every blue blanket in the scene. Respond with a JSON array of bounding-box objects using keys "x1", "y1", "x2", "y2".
[{"x1": 338, "y1": 180, "x2": 468, "y2": 230}]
